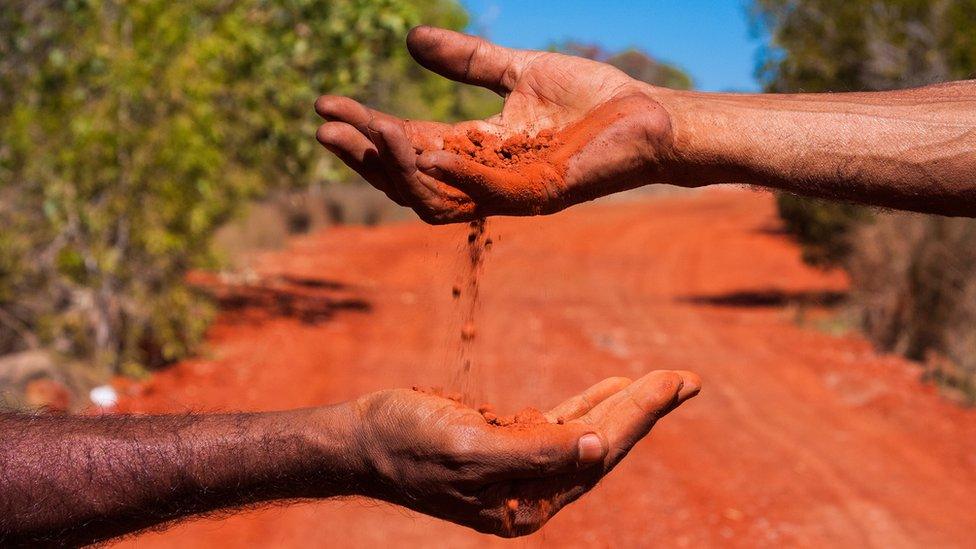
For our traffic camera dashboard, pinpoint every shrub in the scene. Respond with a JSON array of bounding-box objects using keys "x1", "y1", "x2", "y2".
[
  {"x1": 847, "y1": 215, "x2": 976, "y2": 402},
  {"x1": 0, "y1": 0, "x2": 482, "y2": 374},
  {"x1": 775, "y1": 194, "x2": 872, "y2": 267}
]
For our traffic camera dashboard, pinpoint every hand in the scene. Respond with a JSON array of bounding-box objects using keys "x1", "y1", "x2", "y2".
[
  {"x1": 348, "y1": 370, "x2": 701, "y2": 537},
  {"x1": 315, "y1": 26, "x2": 678, "y2": 224}
]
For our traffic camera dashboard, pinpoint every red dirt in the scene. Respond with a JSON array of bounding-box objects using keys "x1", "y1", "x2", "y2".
[
  {"x1": 112, "y1": 188, "x2": 976, "y2": 548},
  {"x1": 452, "y1": 218, "x2": 491, "y2": 402},
  {"x1": 434, "y1": 99, "x2": 632, "y2": 215},
  {"x1": 443, "y1": 129, "x2": 558, "y2": 168},
  {"x1": 480, "y1": 405, "x2": 548, "y2": 428}
]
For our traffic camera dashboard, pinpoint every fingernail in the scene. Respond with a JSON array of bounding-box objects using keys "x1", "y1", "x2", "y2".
[{"x1": 577, "y1": 433, "x2": 604, "y2": 464}]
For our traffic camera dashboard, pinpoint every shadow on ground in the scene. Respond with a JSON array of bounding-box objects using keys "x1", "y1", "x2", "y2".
[
  {"x1": 679, "y1": 289, "x2": 847, "y2": 308},
  {"x1": 197, "y1": 275, "x2": 370, "y2": 325}
]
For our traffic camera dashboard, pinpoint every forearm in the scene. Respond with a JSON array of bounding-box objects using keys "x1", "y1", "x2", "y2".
[
  {"x1": 0, "y1": 406, "x2": 362, "y2": 546},
  {"x1": 656, "y1": 80, "x2": 976, "y2": 216}
]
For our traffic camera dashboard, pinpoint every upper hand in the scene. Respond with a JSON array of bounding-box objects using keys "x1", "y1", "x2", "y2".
[
  {"x1": 314, "y1": 26, "x2": 677, "y2": 224},
  {"x1": 348, "y1": 370, "x2": 700, "y2": 537}
]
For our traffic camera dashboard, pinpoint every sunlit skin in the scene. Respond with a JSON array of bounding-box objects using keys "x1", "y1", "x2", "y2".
[
  {"x1": 317, "y1": 26, "x2": 976, "y2": 221},
  {"x1": 0, "y1": 370, "x2": 700, "y2": 545}
]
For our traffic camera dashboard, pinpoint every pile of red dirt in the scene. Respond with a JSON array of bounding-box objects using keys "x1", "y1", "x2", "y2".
[
  {"x1": 411, "y1": 386, "x2": 548, "y2": 428},
  {"x1": 443, "y1": 129, "x2": 558, "y2": 169},
  {"x1": 478, "y1": 405, "x2": 548, "y2": 427},
  {"x1": 112, "y1": 189, "x2": 976, "y2": 548}
]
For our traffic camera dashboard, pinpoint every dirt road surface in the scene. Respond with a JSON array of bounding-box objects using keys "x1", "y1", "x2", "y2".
[{"x1": 115, "y1": 189, "x2": 976, "y2": 548}]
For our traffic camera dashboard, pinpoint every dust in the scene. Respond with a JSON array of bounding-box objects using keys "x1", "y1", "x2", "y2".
[{"x1": 448, "y1": 218, "x2": 492, "y2": 404}]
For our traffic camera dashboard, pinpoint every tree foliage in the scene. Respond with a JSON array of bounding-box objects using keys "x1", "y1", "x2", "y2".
[
  {"x1": 555, "y1": 42, "x2": 694, "y2": 90},
  {"x1": 755, "y1": 0, "x2": 976, "y2": 92},
  {"x1": 0, "y1": 0, "x2": 490, "y2": 375}
]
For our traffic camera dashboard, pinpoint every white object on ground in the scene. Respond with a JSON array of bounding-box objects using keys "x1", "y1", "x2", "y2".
[{"x1": 89, "y1": 385, "x2": 119, "y2": 408}]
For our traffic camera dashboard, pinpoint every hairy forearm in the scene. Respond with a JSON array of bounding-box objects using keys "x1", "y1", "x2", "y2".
[
  {"x1": 0, "y1": 407, "x2": 361, "y2": 546},
  {"x1": 656, "y1": 80, "x2": 976, "y2": 216}
]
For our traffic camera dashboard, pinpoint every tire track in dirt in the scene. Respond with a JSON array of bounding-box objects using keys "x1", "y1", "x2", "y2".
[{"x1": 114, "y1": 188, "x2": 976, "y2": 548}]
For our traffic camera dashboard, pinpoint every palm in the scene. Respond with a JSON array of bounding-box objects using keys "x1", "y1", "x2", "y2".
[
  {"x1": 488, "y1": 54, "x2": 635, "y2": 132},
  {"x1": 356, "y1": 370, "x2": 699, "y2": 537}
]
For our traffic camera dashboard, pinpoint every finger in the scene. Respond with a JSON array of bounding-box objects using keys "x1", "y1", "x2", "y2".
[
  {"x1": 368, "y1": 117, "x2": 445, "y2": 208},
  {"x1": 481, "y1": 423, "x2": 608, "y2": 481},
  {"x1": 406, "y1": 26, "x2": 530, "y2": 95},
  {"x1": 416, "y1": 150, "x2": 512, "y2": 198},
  {"x1": 674, "y1": 370, "x2": 703, "y2": 403},
  {"x1": 544, "y1": 377, "x2": 632, "y2": 423},
  {"x1": 315, "y1": 95, "x2": 450, "y2": 151},
  {"x1": 315, "y1": 95, "x2": 373, "y2": 134},
  {"x1": 581, "y1": 370, "x2": 700, "y2": 467},
  {"x1": 315, "y1": 122, "x2": 406, "y2": 206}
]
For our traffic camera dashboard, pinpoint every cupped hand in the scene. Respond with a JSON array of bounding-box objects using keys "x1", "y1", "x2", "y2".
[
  {"x1": 351, "y1": 370, "x2": 700, "y2": 537},
  {"x1": 315, "y1": 26, "x2": 677, "y2": 224}
]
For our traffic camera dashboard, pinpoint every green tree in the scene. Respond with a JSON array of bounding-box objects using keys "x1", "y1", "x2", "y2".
[
  {"x1": 0, "y1": 0, "x2": 484, "y2": 375},
  {"x1": 554, "y1": 41, "x2": 693, "y2": 90}
]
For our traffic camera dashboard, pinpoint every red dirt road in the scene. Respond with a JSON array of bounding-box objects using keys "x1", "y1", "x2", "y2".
[{"x1": 116, "y1": 189, "x2": 976, "y2": 548}]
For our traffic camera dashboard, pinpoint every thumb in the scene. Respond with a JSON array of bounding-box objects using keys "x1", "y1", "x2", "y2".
[
  {"x1": 406, "y1": 26, "x2": 529, "y2": 95},
  {"x1": 483, "y1": 423, "x2": 608, "y2": 481}
]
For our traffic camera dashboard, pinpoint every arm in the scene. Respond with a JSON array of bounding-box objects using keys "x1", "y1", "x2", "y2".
[
  {"x1": 315, "y1": 26, "x2": 976, "y2": 221},
  {"x1": 664, "y1": 81, "x2": 976, "y2": 216},
  {"x1": 0, "y1": 408, "x2": 357, "y2": 546},
  {"x1": 0, "y1": 370, "x2": 700, "y2": 545}
]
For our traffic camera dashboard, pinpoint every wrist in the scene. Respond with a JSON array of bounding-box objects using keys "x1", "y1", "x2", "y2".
[
  {"x1": 649, "y1": 87, "x2": 764, "y2": 188},
  {"x1": 626, "y1": 83, "x2": 708, "y2": 189},
  {"x1": 289, "y1": 402, "x2": 369, "y2": 498}
]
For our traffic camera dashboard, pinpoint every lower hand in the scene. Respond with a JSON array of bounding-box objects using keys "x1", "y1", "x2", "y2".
[{"x1": 346, "y1": 370, "x2": 700, "y2": 537}]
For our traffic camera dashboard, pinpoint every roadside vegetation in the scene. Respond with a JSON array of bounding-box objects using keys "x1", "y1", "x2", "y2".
[
  {"x1": 756, "y1": 0, "x2": 976, "y2": 402},
  {"x1": 0, "y1": 0, "x2": 499, "y2": 381}
]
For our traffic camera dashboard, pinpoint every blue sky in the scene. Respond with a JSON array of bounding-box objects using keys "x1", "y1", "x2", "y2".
[{"x1": 458, "y1": 0, "x2": 762, "y2": 92}]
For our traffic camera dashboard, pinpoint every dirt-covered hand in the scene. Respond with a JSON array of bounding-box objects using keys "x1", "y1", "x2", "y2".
[
  {"x1": 350, "y1": 370, "x2": 700, "y2": 537},
  {"x1": 315, "y1": 26, "x2": 678, "y2": 224}
]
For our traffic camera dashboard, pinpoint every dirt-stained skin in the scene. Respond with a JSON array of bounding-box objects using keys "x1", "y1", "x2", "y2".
[
  {"x1": 353, "y1": 372, "x2": 697, "y2": 537},
  {"x1": 315, "y1": 26, "x2": 675, "y2": 224}
]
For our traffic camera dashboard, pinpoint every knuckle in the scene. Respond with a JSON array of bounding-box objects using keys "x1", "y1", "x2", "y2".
[
  {"x1": 632, "y1": 371, "x2": 682, "y2": 412},
  {"x1": 526, "y1": 449, "x2": 552, "y2": 472},
  {"x1": 625, "y1": 388, "x2": 651, "y2": 414},
  {"x1": 465, "y1": 40, "x2": 491, "y2": 81},
  {"x1": 608, "y1": 376, "x2": 633, "y2": 386},
  {"x1": 370, "y1": 116, "x2": 399, "y2": 135}
]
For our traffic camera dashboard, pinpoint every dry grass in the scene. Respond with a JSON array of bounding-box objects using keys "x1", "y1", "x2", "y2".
[{"x1": 846, "y1": 213, "x2": 976, "y2": 403}]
